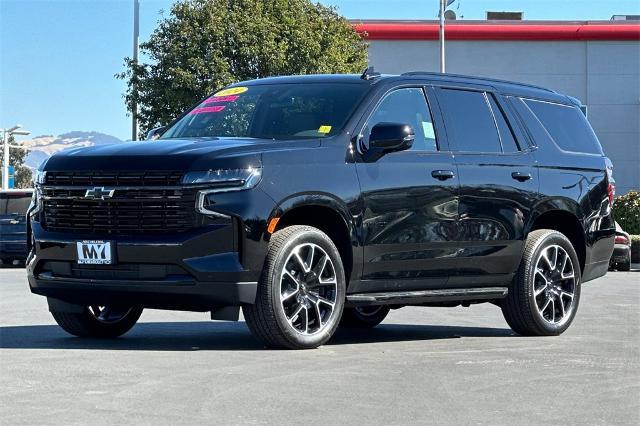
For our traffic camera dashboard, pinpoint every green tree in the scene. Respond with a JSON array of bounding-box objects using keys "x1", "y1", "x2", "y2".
[
  {"x1": 117, "y1": 0, "x2": 368, "y2": 137},
  {"x1": 0, "y1": 135, "x2": 33, "y2": 189}
]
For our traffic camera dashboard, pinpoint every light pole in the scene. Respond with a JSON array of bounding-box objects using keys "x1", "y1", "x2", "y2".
[
  {"x1": 439, "y1": 0, "x2": 456, "y2": 73},
  {"x1": 1, "y1": 125, "x2": 31, "y2": 190},
  {"x1": 132, "y1": 0, "x2": 140, "y2": 141}
]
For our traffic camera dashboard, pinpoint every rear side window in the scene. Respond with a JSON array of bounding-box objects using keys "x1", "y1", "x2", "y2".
[
  {"x1": 437, "y1": 89, "x2": 502, "y2": 153},
  {"x1": 523, "y1": 99, "x2": 603, "y2": 155}
]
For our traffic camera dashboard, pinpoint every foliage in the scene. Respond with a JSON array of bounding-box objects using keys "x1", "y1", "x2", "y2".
[
  {"x1": 0, "y1": 135, "x2": 33, "y2": 189},
  {"x1": 613, "y1": 191, "x2": 640, "y2": 235},
  {"x1": 630, "y1": 235, "x2": 640, "y2": 263},
  {"x1": 117, "y1": 0, "x2": 368, "y2": 137}
]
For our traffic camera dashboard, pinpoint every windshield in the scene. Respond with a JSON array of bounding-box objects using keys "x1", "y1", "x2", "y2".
[
  {"x1": 0, "y1": 192, "x2": 32, "y2": 216},
  {"x1": 161, "y1": 83, "x2": 369, "y2": 140}
]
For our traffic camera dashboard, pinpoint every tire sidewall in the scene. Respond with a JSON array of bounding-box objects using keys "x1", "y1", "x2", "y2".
[
  {"x1": 526, "y1": 233, "x2": 581, "y2": 335},
  {"x1": 268, "y1": 228, "x2": 346, "y2": 348}
]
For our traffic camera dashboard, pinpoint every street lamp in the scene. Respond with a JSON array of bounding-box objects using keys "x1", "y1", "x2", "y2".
[
  {"x1": 1, "y1": 124, "x2": 31, "y2": 190},
  {"x1": 439, "y1": 0, "x2": 456, "y2": 73}
]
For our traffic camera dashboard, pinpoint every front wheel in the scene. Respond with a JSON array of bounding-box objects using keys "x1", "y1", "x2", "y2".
[
  {"x1": 501, "y1": 229, "x2": 581, "y2": 336},
  {"x1": 243, "y1": 225, "x2": 346, "y2": 349},
  {"x1": 51, "y1": 305, "x2": 143, "y2": 338}
]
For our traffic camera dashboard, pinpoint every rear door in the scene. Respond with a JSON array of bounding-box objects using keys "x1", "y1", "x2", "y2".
[
  {"x1": 353, "y1": 84, "x2": 459, "y2": 293},
  {"x1": 433, "y1": 85, "x2": 539, "y2": 287}
]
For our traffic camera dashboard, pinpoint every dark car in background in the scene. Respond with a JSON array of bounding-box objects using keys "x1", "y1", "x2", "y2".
[
  {"x1": 27, "y1": 72, "x2": 615, "y2": 349},
  {"x1": 1, "y1": 189, "x2": 33, "y2": 265},
  {"x1": 609, "y1": 222, "x2": 632, "y2": 271}
]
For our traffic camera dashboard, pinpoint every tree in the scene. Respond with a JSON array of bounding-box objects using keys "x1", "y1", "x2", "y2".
[
  {"x1": 117, "y1": 0, "x2": 368, "y2": 137},
  {"x1": 0, "y1": 135, "x2": 33, "y2": 189}
]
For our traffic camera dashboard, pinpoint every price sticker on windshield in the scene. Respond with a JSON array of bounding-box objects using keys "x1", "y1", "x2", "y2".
[{"x1": 214, "y1": 87, "x2": 248, "y2": 97}]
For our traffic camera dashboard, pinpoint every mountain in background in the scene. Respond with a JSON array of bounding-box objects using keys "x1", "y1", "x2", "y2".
[{"x1": 19, "y1": 131, "x2": 123, "y2": 169}]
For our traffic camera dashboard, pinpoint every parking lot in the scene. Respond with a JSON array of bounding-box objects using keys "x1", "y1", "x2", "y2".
[{"x1": 0, "y1": 267, "x2": 638, "y2": 424}]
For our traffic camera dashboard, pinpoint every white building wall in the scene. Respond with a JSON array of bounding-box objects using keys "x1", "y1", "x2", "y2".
[{"x1": 367, "y1": 40, "x2": 640, "y2": 195}]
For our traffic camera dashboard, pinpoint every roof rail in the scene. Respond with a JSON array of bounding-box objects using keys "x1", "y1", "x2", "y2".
[
  {"x1": 400, "y1": 71, "x2": 555, "y2": 93},
  {"x1": 361, "y1": 66, "x2": 382, "y2": 80}
]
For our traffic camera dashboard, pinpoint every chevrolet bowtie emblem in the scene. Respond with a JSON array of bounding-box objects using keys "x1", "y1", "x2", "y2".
[{"x1": 84, "y1": 187, "x2": 115, "y2": 200}]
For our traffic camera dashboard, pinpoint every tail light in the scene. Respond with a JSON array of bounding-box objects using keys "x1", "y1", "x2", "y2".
[
  {"x1": 608, "y1": 183, "x2": 615, "y2": 207},
  {"x1": 615, "y1": 235, "x2": 630, "y2": 245},
  {"x1": 605, "y1": 157, "x2": 615, "y2": 207}
]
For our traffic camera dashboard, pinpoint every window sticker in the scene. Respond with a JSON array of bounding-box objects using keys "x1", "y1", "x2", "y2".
[
  {"x1": 318, "y1": 125, "x2": 332, "y2": 134},
  {"x1": 213, "y1": 87, "x2": 248, "y2": 97},
  {"x1": 189, "y1": 105, "x2": 226, "y2": 115},
  {"x1": 205, "y1": 95, "x2": 240, "y2": 103},
  {"x1": 422, "y1": 121, "x2": 436, "y2": 139}
]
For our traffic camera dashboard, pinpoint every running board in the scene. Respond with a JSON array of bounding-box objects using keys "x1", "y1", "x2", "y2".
[{"x1": 345, "y1": 287, "x2": 508, "y2": 307}]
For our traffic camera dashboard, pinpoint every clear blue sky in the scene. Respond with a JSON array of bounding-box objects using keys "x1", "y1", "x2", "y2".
[{"x1": 2, "y1": 0, "x2": 639, "y2": 141}]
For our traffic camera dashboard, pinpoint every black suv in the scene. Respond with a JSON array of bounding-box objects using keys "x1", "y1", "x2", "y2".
[
  {"x1": 28, "y1": 72, "x2": 616, "y2": 349},
  {"x1": 1, "y1": 189, "x2": 33, "y2": 265}
]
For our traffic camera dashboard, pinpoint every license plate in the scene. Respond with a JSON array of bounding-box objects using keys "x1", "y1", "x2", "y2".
[{"x1": 76, "y1": 240, "x2": 113, "y2": 265}]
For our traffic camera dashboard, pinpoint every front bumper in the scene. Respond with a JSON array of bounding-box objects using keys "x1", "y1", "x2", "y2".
[
  {"x1": 0, "y1": 238, "x2": 27, "y2": 259},
  {"x1": 27, "y1": 221, "x2": 260, "y2": 311}
]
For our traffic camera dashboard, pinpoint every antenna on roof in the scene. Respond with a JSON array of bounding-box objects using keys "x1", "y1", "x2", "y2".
[{"x1": 360, "y1": 66, "x2": 381, "y2": 80}]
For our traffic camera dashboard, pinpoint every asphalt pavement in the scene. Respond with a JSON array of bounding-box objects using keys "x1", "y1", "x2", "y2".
[{"x1": 1, "y1": 266, "x2": 638, "y2": 425}]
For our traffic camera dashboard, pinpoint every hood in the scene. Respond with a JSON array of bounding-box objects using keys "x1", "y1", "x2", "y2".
[{"x1": 43, "y1": 137, "x2": 320, "y2": 172}]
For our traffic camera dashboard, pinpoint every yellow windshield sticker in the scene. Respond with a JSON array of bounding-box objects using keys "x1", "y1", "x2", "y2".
[
  {"x1": 318, "y1": 125, "x2": 332, "y2": 134},
  {"x1": 214, "y1": 87, "x2": 248, "y2": 97}
]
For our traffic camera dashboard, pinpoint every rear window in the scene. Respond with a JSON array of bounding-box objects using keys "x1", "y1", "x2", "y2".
[
  {"x1": 523, "y1": 99, "x2": 603, "y2": 155},
  {"x1": 0, "y1": 193, "x2": 32, "y2": 215}
]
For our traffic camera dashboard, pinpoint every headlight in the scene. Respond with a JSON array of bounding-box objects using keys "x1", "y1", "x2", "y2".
[
  {"x1": 182, "y1": 167, "x2": 262, "y2": 192},
  {"x1": 185, "y1": 167, "x2": 262, "y2": 218},
  {"x1": 34, "y1": 170, "x2": 47, "y2": 185}
]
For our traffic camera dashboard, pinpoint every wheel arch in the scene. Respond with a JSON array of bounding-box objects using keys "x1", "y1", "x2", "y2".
[
  {"x1": 269, "y1": 194, "x2": 356, "y2": 284},
  {"x1": 527, "y1": 199, "x2": 587, "y2": 273}
]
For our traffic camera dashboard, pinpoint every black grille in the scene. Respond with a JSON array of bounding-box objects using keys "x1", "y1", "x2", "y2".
[
  {"x1": 41, "y1": 186, "x2": 199, "y2": 235},
  {"x1": 45, "y1": 170, "x2": 184, "y2": 186}
]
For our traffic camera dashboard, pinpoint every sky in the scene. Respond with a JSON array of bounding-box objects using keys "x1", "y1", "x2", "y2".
[{"x1": 1, "y1": 0, "x2": 639, "y2": 141}]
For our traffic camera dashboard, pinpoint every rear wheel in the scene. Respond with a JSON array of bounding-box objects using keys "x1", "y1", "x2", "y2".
[
  {"x1": 619, "y1": 257, "x2": 631, "y2": 272},
  {"x1": 51, "y1": 305, "x2": 143, "y2": 338},
  {"x1": 243, "y1": 225, "x2": 346, "y2": 349},
  {"x1": 340, "y1": 306, "x2": 390, "y2": 328},
  {"x1": 502, "y1": 229, "x2": 581, "y2": 336}
]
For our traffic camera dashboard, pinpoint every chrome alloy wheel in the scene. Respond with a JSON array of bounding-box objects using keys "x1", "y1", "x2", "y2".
[
  {"x1": 88, "y1": 306, "x2": 133, "y2": 324},
  {"x1": 280, "y1": 243, "x2": 338, "y2": 335},
  {"x1": 533, "y1": 245, "x2": 576, "y2": 326}
]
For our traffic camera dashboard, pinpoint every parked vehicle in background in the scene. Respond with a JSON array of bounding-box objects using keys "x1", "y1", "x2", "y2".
[
  {"x1": 609, "y1": 222, "x2": 632, "y2": 271},
  {"x1": 0, "y1": 189, "x2": 33, "y2": 265},
  {"x1": 27, "y1": 71, "x2": 616, "y2": 349}
]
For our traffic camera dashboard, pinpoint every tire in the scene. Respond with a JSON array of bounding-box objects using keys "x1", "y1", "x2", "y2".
[
  {"x1": 340, "y1": 306, "x2": 390, "y2": 328},
  {"x1": 501, "y1": 229, "x2": 581, "y2": 336},
  {"x1": 51, "y1": 305, "x2": 143, "y2": 338},
  {"x1": 619, "y1": 256, "x2": 631, "y2": 272},
  {"x1": 243, "y1": 225, "x2": 346, "y2": 349}
]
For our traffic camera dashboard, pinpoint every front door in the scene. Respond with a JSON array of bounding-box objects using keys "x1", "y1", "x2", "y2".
[
  {"x1": 353, "y1": 86, "x2": 460, "y2": 293},
  {"x1": 434, "y1": 85, "x2": 539, "y2": 287}
]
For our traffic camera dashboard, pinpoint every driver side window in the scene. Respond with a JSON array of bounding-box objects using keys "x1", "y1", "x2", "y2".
[{"x1": 365, "y1": 88, "x2": 438, "y2": 152}]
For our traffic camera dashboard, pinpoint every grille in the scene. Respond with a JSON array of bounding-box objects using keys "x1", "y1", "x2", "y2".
[
  {"x1": 45, "y1": 170, "x2": 184, "y2": 187},
  {"x1": 41, "y1": 186, "x2": 199, "y2": 235}
]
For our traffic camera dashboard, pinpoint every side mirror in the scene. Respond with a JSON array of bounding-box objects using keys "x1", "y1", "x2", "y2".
[
  {"x1": 364, "y1": 123, "x2": 414, "y2": 162},
  {"x1": 146, "y1": 126, "x2": 167, "y2": 140}
]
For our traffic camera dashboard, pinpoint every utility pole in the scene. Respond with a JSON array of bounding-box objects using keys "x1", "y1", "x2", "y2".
[
  {"x1": 132, "y1": 0, "x2": 140, "y2": 141},
  {"x1": 439, "y1": 0, "x2": 446, "y2": 73},
  {"x1": 1, "y1": 125, "x2": 31, "y2": 190}
]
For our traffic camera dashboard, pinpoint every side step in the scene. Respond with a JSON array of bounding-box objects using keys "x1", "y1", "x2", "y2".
[{"x1": 345, "y1": 287, "x2": 508, "y2": 307}]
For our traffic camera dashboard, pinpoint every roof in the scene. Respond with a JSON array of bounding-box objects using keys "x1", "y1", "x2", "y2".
[
  {"x1": 353, "y1": 20, "x2": 640, "y2": 41},
  {"x1": 232, "y1": 73, "x2": 566, "y2": 102}
]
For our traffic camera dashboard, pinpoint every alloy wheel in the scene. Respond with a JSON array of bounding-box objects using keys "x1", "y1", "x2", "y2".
[
  {"x1": 533, "y1": 245, "x2": 576, "y2": 326},
  {"x1": 89, "y1": 306, "x2": 133, "y2": 324},
  {"x1": 280, "y1": 243, "x2": 338, "y2": 335}
]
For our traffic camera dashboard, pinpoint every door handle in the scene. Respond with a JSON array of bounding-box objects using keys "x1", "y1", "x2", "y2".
[
  {"x1": 431, "y1": 170, "x2": 455, "y2": 181},
  {"x1": 511, "y1": 171, "x2": 532, "y2": 182}
]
